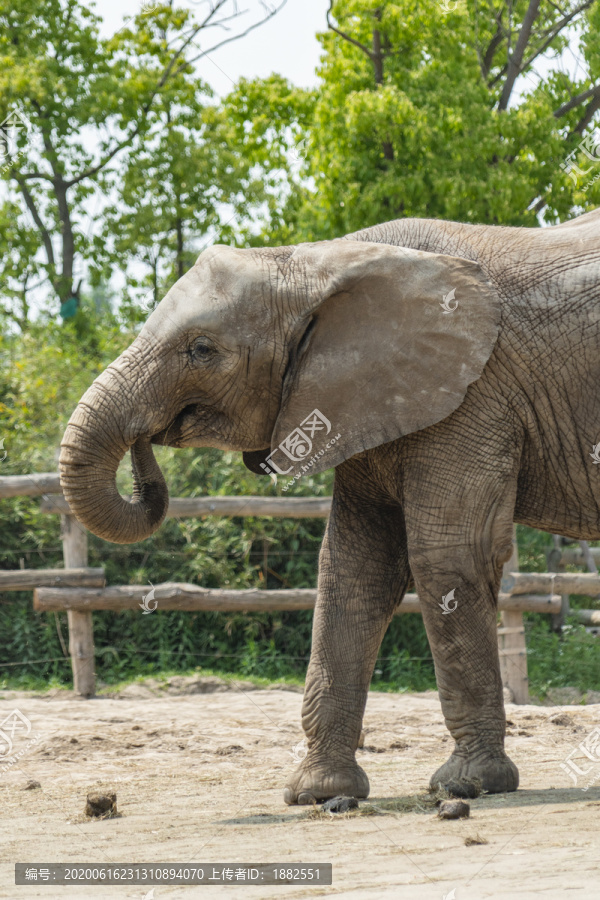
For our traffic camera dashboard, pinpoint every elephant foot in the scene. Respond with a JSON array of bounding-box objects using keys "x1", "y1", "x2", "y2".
[
  {"x1": 283, "y1": 758, "x2": 369, "y2": 806},
  {"x1": 430, "y1": 747, "x2": 519, "y2": 795}
]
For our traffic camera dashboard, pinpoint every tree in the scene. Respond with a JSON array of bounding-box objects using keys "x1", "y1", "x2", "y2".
[
  {"x1": 0, "y1": 0, "x2": 287, "y2": 319},
  {"x1": 273, "y1": 0, "x2": 600, "y2": 240},
  {"x1": 218, "y1": 74, "x2": 316, "y2": 247},
  {"x1": 101, "y1": 77, "x2": 307, "y2": 312}
]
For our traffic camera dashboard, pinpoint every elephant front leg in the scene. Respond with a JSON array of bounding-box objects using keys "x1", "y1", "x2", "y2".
[{"x1": 283, "y1": 466, "x2": 409, "y2": 805}]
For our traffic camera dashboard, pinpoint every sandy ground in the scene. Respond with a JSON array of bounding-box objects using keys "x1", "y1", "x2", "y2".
[{"x1": 0, "y1": 677, "x2": 599, "y2": 900}]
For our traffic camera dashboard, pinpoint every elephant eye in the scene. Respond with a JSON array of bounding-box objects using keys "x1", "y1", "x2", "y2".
[{"x1": 190, "y1": 338, "x2": 216, "y2": 363}]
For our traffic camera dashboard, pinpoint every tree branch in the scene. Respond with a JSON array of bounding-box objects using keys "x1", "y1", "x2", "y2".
[
  {"x1": 17, "y1": 170, "x2": 54, "y2": 182},
  {"x1": 518, "y1": 0, "x2": 596, "y2": 73},
  {"x1": 67, "y1": 1, "x2": 288, "y2": 187},
  {"x1": 65, "y1": 17, "x2": 205, "y2": 188},
  {"x1": 183, "y1": 1, "x2": 289, "y2": 73},
  {"x1": 539, "y1": 0, "x2": 596, "y2": 38},
  {"x1": 527, "y1": 86, "x2": 600, "y2": 215},
  {"x1": 480, "y1": 15, "x2": 506, "y2": 81},
  {"x1": 15, "y1": 177, "x2": 55, "y2": 271},
  {"x1": 326, "y1": 0, "x2": 374, "y2": 62},
  {"x1": 64, "y1": 133, "x2": 140, "y2": 187},
  {"x1": 573, "y1": 92, "x2": 600, "y2": 135},
  {"x1": 554, "y1": 83, "x2": 600, "y2": 118},
  {"x1": 490, "y1": 0, "x2": 595, "y2": 91},
  {"x1": 498, "y1": 0, "x2": 541, "y2": 110}
]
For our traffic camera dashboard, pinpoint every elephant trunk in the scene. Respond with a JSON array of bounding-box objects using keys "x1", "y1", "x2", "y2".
[{"x1": 59, "y1": 354, "x2": 169, "y2": 544}]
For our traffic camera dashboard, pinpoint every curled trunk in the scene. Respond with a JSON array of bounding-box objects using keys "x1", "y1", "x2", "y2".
[{"x1": 59, "y1": 359, "x2": 169, "y2": 544}]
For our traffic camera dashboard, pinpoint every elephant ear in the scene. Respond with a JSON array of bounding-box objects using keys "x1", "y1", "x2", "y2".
[{"x1": 260, "y1": 239, "x2": 501, "y2": 481}]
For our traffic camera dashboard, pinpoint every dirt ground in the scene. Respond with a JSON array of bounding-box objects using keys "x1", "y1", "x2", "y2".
[{"x1": 0, "y1": 677, "x2": 599, "y2": 900}]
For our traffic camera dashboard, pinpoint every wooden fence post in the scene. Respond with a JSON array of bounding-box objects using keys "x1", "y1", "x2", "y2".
[
  {"x1": 61, "y1": 514, "x2": 95, "y2": 697},
  {"x1": 498, "y1": 525, "x2": 529, "y2": 704},
  {"x1": 548, "y1": 535, "x2": 570, "y2": 633}
]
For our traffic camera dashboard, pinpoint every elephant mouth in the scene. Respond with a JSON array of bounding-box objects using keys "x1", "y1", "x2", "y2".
[
  {"x1": 151, "y1": 403, "x2": 198, "y2": 447},
  {"x1": 150, "y1": 402, "x2": 243, "y2": 450},
  {"x1": 151, "y1": 402, "x2": 273, "y2": 456}
]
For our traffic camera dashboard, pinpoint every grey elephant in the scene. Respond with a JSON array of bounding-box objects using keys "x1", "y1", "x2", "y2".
[{"x1": 60, "y1": 208, "x2": 600, "y2": 804}]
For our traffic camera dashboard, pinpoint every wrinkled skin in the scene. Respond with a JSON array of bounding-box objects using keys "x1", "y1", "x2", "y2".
[{"x1": 60, "y1": 209, "x2": 600, "y2": 804}]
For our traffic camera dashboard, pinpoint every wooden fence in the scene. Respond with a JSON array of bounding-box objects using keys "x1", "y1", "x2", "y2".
[{"x1": 1, "y1": 472, "x2": 599, "y2": 703}]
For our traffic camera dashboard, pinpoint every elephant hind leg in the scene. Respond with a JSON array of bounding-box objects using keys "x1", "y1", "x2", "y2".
[
  {"x1": 403, "y1": 440, "x2": 521, "y2": 794},
  {"x1": 409, "y1": 538, "x2": 519, "y2": 793}
]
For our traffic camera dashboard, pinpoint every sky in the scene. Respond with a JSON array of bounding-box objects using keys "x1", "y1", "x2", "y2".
[{"x1": 96, "y1": 0, "x2": 329, "y2": 95}]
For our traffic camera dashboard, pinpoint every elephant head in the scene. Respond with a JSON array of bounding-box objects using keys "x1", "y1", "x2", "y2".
[{"x1": 59, "y1": 240, "x2": 501, "y2": 543}]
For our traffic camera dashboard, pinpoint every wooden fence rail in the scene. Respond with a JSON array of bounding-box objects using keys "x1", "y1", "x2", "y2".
[
  {"x1": 0, "y1": 568, "x2": 104, "y2": 591},
  {"x1": 40, "y1": 494, "x2": 332, "y2": 519},
  {"x1": 560, "y1": 546, "x2": 600, "y2": 566},
  {"x1": 501, "y1": 571, "x2": 600, "y2": 596},
  {"x1": 0, "y1": 473, "x2": 61, "y2": 498},
  {"x1": 0, "y1": 475, "x2": 333, "y2": 517},
  {"x1": 34, "y1": 585, "x2": 563, "y2": 614}
]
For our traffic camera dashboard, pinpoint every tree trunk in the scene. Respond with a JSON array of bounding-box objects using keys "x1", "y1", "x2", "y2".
[
  {"x1": 176, "y1": 215, "x2": 184, "y2": 280},
  {"x1": 372, "y1": 22, "x2": 393, "y2": 161}
]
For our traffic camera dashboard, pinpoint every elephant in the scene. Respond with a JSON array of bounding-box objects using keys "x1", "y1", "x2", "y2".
[{"x1": 60, "y1": 207, "x2": 600, "y2": 805}]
